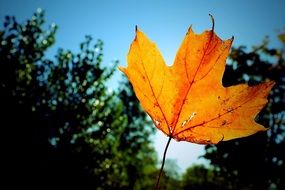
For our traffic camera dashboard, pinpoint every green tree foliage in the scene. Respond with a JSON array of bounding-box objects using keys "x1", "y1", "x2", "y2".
[
  {"x1": 204, "y1": 34, "x2": 285, "y2": 190},
  {"x1": 181, "y1": 164, "x2": 228, "y2": 190},
  {"x1": 118, "y1": 80, "x2": 158, "y2": 189},
  {"x1": 0, "y1": 10, "x2": 157, "y2": 189},
  {"x1": 45, "y1": 36, "x2": 127, "y2": 189}
]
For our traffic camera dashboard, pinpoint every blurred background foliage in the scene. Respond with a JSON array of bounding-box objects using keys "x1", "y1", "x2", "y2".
[{"x1": 0, "y1": 10, "x2": 284, "y2": 189}]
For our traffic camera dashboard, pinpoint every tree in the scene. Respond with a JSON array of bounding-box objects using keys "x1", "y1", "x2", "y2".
[
  {"x1": 44, "y1": 35, "x2": 127, "y2": 189},
  {"x1": 118, "y1": 79, "x2": 158, "y2": 189},
  {"x1": 0, "y1": 9, "x2": 57, "y2": 185},
  {"x1": 0, "y1": 9, "x2": 158, "y2": 189},
  {"x1": 203, "y1": 34, "x2": 285, "y2": 190},
  {"x1": 181, "y1": 164, "x2": 228, "y2": 190}
]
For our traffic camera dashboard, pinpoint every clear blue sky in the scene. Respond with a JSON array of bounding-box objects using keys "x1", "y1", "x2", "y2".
[{"x1": 1, "y1": 0, "x2": 284, "y2": 172}]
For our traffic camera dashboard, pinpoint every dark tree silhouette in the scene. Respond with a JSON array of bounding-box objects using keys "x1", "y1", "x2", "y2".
[
  {"x1": 0, "y1": 10, "x2": 158, "y2": 189},
  {"x1": 0, "y1": 9, "x2": 57, "y2": 186}
]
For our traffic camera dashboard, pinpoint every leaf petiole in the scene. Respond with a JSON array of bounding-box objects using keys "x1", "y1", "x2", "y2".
[{"x1": 155, "y1": 136, "x2": 172, "y2": 190}]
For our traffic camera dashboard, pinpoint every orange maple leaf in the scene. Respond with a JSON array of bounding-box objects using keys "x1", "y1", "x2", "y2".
[{"x1": 119, "y1": 21, "x2": 274, "y2": 145}]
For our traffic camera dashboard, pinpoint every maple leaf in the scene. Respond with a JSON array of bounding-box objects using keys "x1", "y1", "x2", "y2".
[{"x1": 119, "y1": 22, "x2": 274, "y2": 145}]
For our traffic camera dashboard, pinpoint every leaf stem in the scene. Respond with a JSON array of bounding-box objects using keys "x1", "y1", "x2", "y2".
[{"x1": 155, "y1": 136, "x2": 172, "y2": 190}]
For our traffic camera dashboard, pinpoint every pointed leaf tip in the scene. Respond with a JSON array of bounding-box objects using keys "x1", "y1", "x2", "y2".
[{"x1": 187, "y1": 25, "x2": 193, "y2": 34}]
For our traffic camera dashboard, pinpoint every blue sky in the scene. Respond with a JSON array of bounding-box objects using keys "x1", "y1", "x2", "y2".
[{"x1": 1, "y1": 0, "x2": 285, "y2": 172}]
